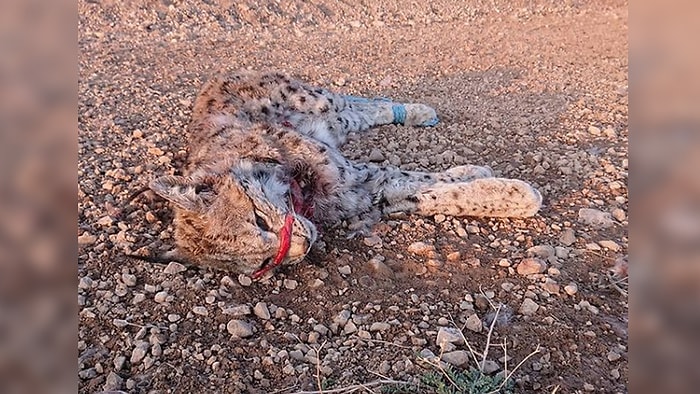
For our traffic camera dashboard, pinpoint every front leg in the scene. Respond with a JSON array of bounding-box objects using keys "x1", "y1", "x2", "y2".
[
  {"x1": 412, "y1": 178, "x2": 542, "y2": 218},
  {"x1": 375, "y1": 165, "x2": 542, "y2": 219}
]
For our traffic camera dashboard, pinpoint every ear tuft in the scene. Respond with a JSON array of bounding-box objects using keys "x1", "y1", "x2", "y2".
[{"x1": 150, "y1": 176, "x2": 210, "y2": 212}]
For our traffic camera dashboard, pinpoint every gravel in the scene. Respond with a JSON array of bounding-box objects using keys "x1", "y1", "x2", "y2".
[{"x1": 78, "y1": 0, "x2": 628, "y2": 392}]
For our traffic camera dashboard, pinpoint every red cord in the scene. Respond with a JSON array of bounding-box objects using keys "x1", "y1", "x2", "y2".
[{"x1": 252, "y1": 213, "x2": 295, "y2": 279}]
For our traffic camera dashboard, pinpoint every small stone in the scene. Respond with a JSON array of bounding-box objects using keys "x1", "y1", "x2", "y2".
[
  {"x1": 78, "y1": 232, "x2": 97, "y2": 245},
  {"x1": 163, "y1": 262, "x2": 187, "y2": 275},
  {"x1": 379, "y1": 360, "x2": 391, "y2": 374},
  {"x1": 275, "y1": 308, "x2": 288, "y2": 319},
  {"x1": 599, "y1": 240, "x2": 621, "y2": 252},
  {"x1": 436, "y1": 327, "x2": 464, "y2": 348},
  {"x1": 609, "y1": 180, "x2": 623, "y2": 190},
  {"x1": 282, "y1": 364, "x2": 295, "y2": 375},
  {"x1": 583, "y1": 383, "x2": 595, "y2": 391},
  {"x1": 542, "y1": 278, "x2": 560, "y2": 294},
  {"x1": 192, "y1": 306, "x2": 208, "y2": 316},
  {"x1": 554, "y1": 246, "x2": 569, "y2": 259},
  {"x1": 254, "y1": 302, "x2": 271, "y2": 320},
  {"x1": 474, "y1": 294, "x2": 490, "y2": 311},
  {"x1": 407, "y1": 241, "x2": 436, "y2": 258},
  {"x1": 121, "y1": 273, "x2": 137, "y2": 287},
  {"x1": 578, "y1": 208, "x2": 614, "y2": 228},
  {"x1": 519, "y1": 298, "x2": 539, "y2": 316},
  {"x1": 309, "y1": 278, "x2": 325, "y2": 288},
  {"x1": 441, "y1": 351, "x2": 469, "y2": 367},
  {"x1": 334, "y1": 310, "x2": 351, "y2": 326},
  {"x1": 238, "y1": 274, "x2": 252, "y2": 287},
  {"x1": 97, "y1": 216, "x2": 114, "y2": 226},
  {"x1": 289, "y1": 350, "x2": 305, "y2": 361},
  {"x1": 357, "y1": 330, "x2": 371, "y2": 339},
  {"x1": 498, "y1": 258, "x2": 511, "y2": 267},
  {"x1": 465, "y1": 314, "x2": 482, "y2": 332},
  {"x1": 612, "y1": 208, "x2": 626, "y2": 222},
  {"x1": 559, "y1": 228, "x2": 576, "y2": 246},
  {"x1": 308, "y1": 331, "x2": 320, "y2": 343},
  {"x1": 578, "y1": 300, "x2": 600, "y2": 314},
  {"x1": 338, "y1": 265, "x2": 352, "y2": 275},
  {"x1": 465, "y1": 258, "x2": 481, "y2": 267},
  {"x1": 480, "y1": 360, "x2": 500, "y2": 374},
  {"x1": 370, "y1": 322, "x2": 390, "y2": 332},
  {"x1": 446, "y1": 252, "x2": 461, "y2": 262},
  {"x1": 588, "y1": 125, "x2": 601, "y2": 135},
  {"x1": 564, "y1": 282, "x2": 578, "y2": 296},
  {"x1": 363, "y1": 235, "x2": 382, "y2": 247},
  {"x1": 603, "y1": 128, "x2": 617, "y2": 138},
  {"x1": 112, "y1": 319, "x2": 129, "y2": 328},
  {"x1": 227, "y1": 320, "x2": 253, "y2": 338},
  {"x1": 313, "y1": 324, "x2": 329, "y2": 336},
  {"x1": 167, "y1": 314, "x2": 180, "y2": 322},
  {"x1": 586, "y1": 242, "x2": 601, "y2": 250},
  {"x1": 145, "y1": 211, "x2": 157, "y2": 223},
  {"x1": 367, "y1": 257, "x2": 394, "y2": 279},
  {"x1": 154, "y1": 291, "x2": 168, "y2": 303},
  {"x1": 548, "y1": 267, "x2": 561, "y2": 276},
  {"x1": 527, "y1": 245, "x2": 555, "y2": 260},
  {"x1": 368, "y1": 148, "x2": 385, "y2": 162},
  {"x1": 465, "y1": 225, "x2": 479, "y2": 234},
  {"x1": 607, "y1": 350, "x2": 622, "y2": 362},
  {"x1": 501, "y1": 282, "x2": 515, "y2": 292},
  {"x1": 130, "y1": 345, "x2": 148, "y2": 364},
  {"x1": 78, "y1": 276, "x2": 93, "y2": 290},
  {"x1": 419, "y1": 348, "x2": 438, "y2": 361},
  {"x1": 434, "y1": 214, "x2": 446, "y2": 223},
  {"x1": 437, "y1": 317, "x2": 449, "y2": 325},
  {"x1": 283, "y1": 279, "x2": 298, "y2": 289},
  {"x1": 517, "y1": 258, "x2": 547, "y2": 275},
  {"x1": 132, "y1": 129, "x2": 144, "y2": 138},
  {"x1": 343, "y1": 321, "x2": 358, "y2": 335},
  {"x1": 113, "y1": 356, "x2": 126, "y2": 370},
  {"x1": 103, "y1": 371, "x2": 124, "y2": 391},
  {"x1": 222, "y1": 304, "x2": 251, "y2": 316},
  {"x1": 611, "y1": 368, "x2": 620, "y2": 379}
]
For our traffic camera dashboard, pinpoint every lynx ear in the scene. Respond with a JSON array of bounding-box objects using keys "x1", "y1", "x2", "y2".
[{"x1": 149, "y1": 175, "x2": 214, "y2": 212}]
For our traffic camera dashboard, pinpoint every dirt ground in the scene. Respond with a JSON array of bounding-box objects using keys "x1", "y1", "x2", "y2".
[{"x1": 78, "y1": 0, "x2": 628, "y2": 392}]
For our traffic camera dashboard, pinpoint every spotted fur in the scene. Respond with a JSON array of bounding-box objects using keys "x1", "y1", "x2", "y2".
[{"x1": 148, "y1": 70, "x2": 542, "y2": 275}]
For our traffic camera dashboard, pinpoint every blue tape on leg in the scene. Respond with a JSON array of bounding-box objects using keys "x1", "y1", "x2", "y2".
[{"x1": 392, "y1": 104, "x2": 407, "y2": 125}]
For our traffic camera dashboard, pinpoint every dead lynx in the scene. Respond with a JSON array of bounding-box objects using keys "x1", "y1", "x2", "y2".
[{"x1": 143, "y1": 70, "x2": 542, "y2": 278}]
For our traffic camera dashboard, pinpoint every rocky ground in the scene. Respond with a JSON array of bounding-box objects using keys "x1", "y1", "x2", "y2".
[{"x1": 78, "y1": 0, "x2": 628, "y2": 392}]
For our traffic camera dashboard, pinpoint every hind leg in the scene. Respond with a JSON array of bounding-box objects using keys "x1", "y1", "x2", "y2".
[{"x1": 274, "y1": 85, "x2": 439, "y2": 148}]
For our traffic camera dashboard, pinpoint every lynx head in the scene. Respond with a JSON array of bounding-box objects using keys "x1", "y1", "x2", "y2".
[{"x1": 149, "y1": 161, "x2": 317, "y2": 276}]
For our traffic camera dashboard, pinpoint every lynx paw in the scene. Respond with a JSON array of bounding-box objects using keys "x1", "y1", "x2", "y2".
[{"x1": 402, "y1": 104, "x2": 439, "y2": 127}]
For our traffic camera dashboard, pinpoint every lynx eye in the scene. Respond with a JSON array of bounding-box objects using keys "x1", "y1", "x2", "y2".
[{"x1": 254, "y1": 212, "x2": 271, "y2": 232}]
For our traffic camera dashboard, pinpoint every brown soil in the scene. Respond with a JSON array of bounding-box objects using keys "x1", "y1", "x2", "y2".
[{"x1": 79, "y1": 1, "x2": 628, "y2": 393}]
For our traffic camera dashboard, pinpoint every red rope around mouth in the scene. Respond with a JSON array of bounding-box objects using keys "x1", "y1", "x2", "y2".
[{"x1": 252, "y1": 213, "x2": 295, "y2": 279}]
